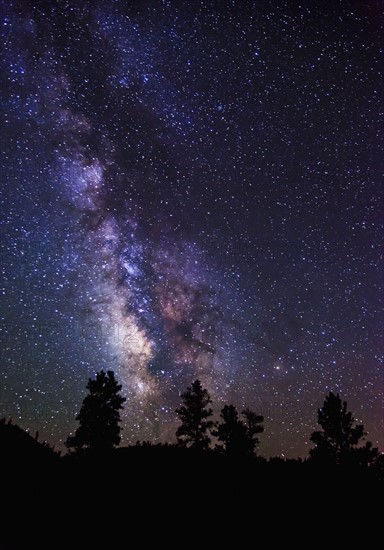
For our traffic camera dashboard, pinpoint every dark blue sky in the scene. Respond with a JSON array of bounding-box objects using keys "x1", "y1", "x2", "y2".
[{"x1": 0, "y1": 0, "x2": 382, "y2": 457}]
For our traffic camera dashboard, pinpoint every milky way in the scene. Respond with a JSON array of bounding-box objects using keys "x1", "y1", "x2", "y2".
[{"x1": 0, "y1": 1, "x2": 382, "y2": 456}]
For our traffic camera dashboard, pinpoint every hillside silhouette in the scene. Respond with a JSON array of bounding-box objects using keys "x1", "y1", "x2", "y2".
[
  {"x1": 1, "y1": 374, "x2": 382, "y2": 548},
  {"x1": 0, "y1": 418, "x2": 59, "y2": 466},
  {"x1": 1, "y1": 375, "x2": 381, "y2": 479}
]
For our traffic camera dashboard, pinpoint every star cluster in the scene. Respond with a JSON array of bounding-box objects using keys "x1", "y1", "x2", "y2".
[{"x1": 0, "y1": 0, "x2": 382, "y2": 456}]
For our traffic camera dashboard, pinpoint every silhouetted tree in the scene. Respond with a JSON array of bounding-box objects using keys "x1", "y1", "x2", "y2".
[
  {"x1": 66, "y1": 370, "x2": 126, "y2": 453},
  {"x1": 175, "y1": 380, "x2": 214, "y2": 450},
  {"x1": 310, "y1": 392, "x2": 378, "y2": 466},
  {"x1": 215, "y1": 405, "x2": 264, "y2": 457},
  {"x1": 242, "y1": 407, "x2": 264, "y2": 454},
  {"x1": 215, "y1": 405, "x2": 247, "y2": 455},
  {"x1": 372, "y1": 453, "x2": 384, "y2": 481}
]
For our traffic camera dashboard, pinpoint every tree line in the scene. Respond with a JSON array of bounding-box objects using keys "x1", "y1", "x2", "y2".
[{"x1": 64, "y1": 370, "x2": 380, "y2": 468}]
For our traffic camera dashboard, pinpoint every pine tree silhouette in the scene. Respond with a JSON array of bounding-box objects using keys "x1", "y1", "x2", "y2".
[
  {"x1": 215, "y1": 405, "x2": 248, "y2": 455},
  {"x1": 175, "y1": 379, "x2": 214, "y2": 450},
  {"x1": 242, "y1": 407, "x2": 264, "y2": 454},
  {"x1": 215, "y1": 405, "x2": 264, "y2": 457},
  {"x1": 66, "y1": 370, "x2": 126, "y2": 453},
  {"x1": 310, "y1": 391, "x2": 378, "y2": 466}
]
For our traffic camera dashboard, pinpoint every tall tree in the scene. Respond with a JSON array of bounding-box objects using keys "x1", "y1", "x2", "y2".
[
  {"x1": 175, "y1": 380, "x2": 214, "y2": 450},
  {"x1": 66, "y1": 370, "x2": 126, "y2": 453},
  {"x1": 310, "y1": 391, "x2": 378, "y2": 466},
  {"x1": 242, "y1": 407, "x2": 264, "y2": 454},
  {"x1": 215, "y1": 405, "x2": 264, "y2": 457},
  {"x1": 215, "y1": 405, "x2": 248, "y2": 456}
]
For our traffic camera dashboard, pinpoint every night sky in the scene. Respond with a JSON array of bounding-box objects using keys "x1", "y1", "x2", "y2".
[{"x1": 0, "y1": 0, "x2": 382, "y2": 457}]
